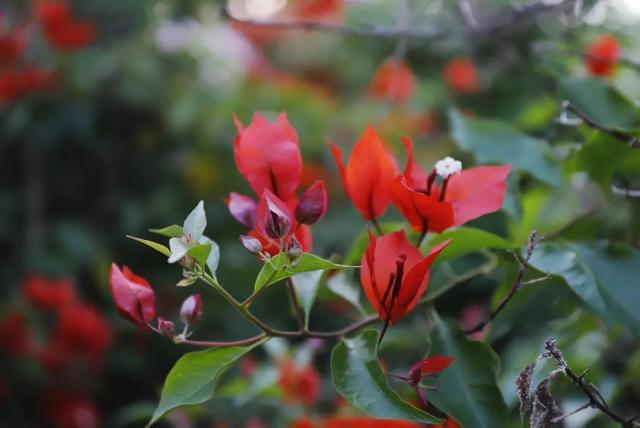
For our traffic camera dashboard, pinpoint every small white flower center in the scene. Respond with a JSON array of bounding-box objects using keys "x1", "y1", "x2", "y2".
[{"x1": 434, "y1": 156, "x2": 462, "y2": 179}]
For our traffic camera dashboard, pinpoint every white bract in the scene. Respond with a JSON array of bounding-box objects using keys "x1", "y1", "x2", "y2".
[
  {"x1": 434, "y1": 156, "x2": 463, "y2": 179},
  {"x1": 168, "y1": 201, "x2": 220, "y2": 277}
]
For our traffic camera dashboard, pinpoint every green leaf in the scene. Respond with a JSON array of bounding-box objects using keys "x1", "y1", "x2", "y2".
[
  {"x1": 423, "y1": 252, "x2": 498, "y2": 302},
  {"x1": 327, "y1": 272, "x2": 365, "y2": 314},
  {"x1": 291, "y1": 270, "x2": 323, "y2": 329},
  {"x1": 571, "y1": 132, "x2": 640, "y2": 188},
  {"x1": 149, "y1": 225, "x2": 184, "y2": 238},
  {"x1": 147, "y1": 340, "x2": 265, "y2": 426},
  {"x1": 254, "y1": 253, "x2": 354, "y2": 292},
  {"x1": 127, "y1": 235, "x2": 170, "y2": 257},
  {"x1": 330, "y1": 330, "x2": 442, "y2": 424},
  {"x1": 560, "y1": 78, "x2": 640, "y2": 132},
  {"x1": 449, "y1": 109, "x2": 561, "y2": 186},
  {"x1": 187, "y1": 243, "x2": 212, "y2": 267},
  {"x1": 529, "y1": 241, "x2": 640, "y2": 336},
  {"x1": 427, "y1": 312, "x2": 509, "y2": 428},
  {"x1": 425, "y1": 227, "x2": 514, "y2": 263}
]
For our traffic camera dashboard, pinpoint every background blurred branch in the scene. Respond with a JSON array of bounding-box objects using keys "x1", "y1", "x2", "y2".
[{"x1": 222, "y1": 0, "x2": 575, "y2": 40}]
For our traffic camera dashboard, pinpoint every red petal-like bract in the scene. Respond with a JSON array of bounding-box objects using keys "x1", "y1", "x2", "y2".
[
  {"x1": 295, "y1": 180, "x2": 328, "y2": 225},
  {"x1": 409, "y1": 355, "x2": 454, "y2": 382},
  {"x1": 330, "y1": 127, "x2": 398, "y2": 221},
  {"x1": 585, "y1": 34, "x2": 620, "y2": 77},
  {"x1": 258, "y1": 188, "x2": 293, "y2": 240},
  {"x1": 109, "y1": 264, "x2": 156, "y2": 329},
  {"x1": 391, "y1": 138, "x2": 510, "y2": 233},
  {"x1": 443, "y1": 58, "x2": 480, "y2": 94},
  {"x1": 234, "y1": 112, "x2": 302, "y2": 201},
  {"x1": 369, "y1": 60, "x2": 416, "y2": 103},
  {"x1": 360, "y1": 230, "x2": 449, "y2": 325}
]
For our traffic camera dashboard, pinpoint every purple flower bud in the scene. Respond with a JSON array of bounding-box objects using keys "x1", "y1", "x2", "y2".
[
  {"x1": 240, "y1": 235, "x2": 262, "y2": 255},
  {"x1": 295, "y1": 181, "x2": 328, "y2": 225},
  {"x1": 227, "y1": 192, "x2": 257, "y2": 228},
  {"x1": 180, "y1": 294, "x2": 202, "y2": 325},
  {"x1": 157, "y1": 316, "x2": 175, "y2": 337},
  {"x1": 262, "y1": 191, "x2": 291, "y2": 240},
  {"x1": 286, "y1": 236, "x2": 302, "y2": 260}
]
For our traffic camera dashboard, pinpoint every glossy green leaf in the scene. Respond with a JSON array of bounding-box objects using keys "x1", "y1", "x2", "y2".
[
  {"x1": 572, "y1": 132, "x2": 640, "y2": 187},
  {"x1": 330, "y1": 330, "x2": 442, "y2": 424},
  {"x1": 149, "y1": 225, "x2": 184, "y2": 238},
  {"x1": 449, "y1": 109, "x2": 561, "y2": 186},
  {"x1": 327, "y1": 271, "x2": 365, "y2": 314},
  {"x1": 147, "y1": 340, "x2": 265, "y2": 426},
  {"x1": 127, "y1": 235, "x2": 170, "y2": 257},
  {"x1": 560, "y1": 78, "x2": 640, "y2": 132},
  {"x1": 254, "y1": 253, "x2": 354, "y2": 292},
  {"x1": 291, "y1": 270, "x2": 323, "y2": 328},
  {"x1": 425, "y1": 227, "x2": 514, "y2": 263},
  {"x1": 529, "y1": 241, "x2": 640, "y2": 335},
  {"x1": 427, "y1": 312, "x2": 509, "y2": 428}
]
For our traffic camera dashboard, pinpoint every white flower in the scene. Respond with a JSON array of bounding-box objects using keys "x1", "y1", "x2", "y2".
[{"x1": 434, "y1": 156, "x2": 462, "y2": 179}]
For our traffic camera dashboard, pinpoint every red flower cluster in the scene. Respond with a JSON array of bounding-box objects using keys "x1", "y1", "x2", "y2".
[
  {"x1": 278, "y1": 357, "x2": 321, "y2": 406},
  {"x1": 361, "y1": 230, "x2": 450, "y2": 341},
  {"x1": 0, "y1": 274, "x2": 113, "y2": 428},
  {"x1": 0, "y1": 2, "x2": 96, "y2": 104},
  {"x1": 443, "y1": 58, "x2": 480, "y2": 94},
  {"x1": 585, "y1": 34, "x2": 620, "y2": 77},
  {"x1": 35, "y1": 1, "x2": 95, "y2": 51},
  {"x1": 228, "y1": 113, "x2": 328, "y2": 256},
  {"x1": 369, "y1": 60, "x2": 416, "y2": 103}
]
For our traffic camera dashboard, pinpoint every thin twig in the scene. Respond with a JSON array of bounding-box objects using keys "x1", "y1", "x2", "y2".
[
  {"x1": 562, "y1": 101, "x2": 640, "y2": 149},
  {"x1": 464, "y1": 230, "x2": 539, "y2": 335},
  {"x1": 544, "y1": 338, "x2": 634, "y2": 427},
  {"x1": 551, "y1": 401, "x2": 592, "y2": 424},
  {"x1": 286, "y1": 278, "x2": 306, "y2": 331},
  {"x1": 222, "y1": 0, "x2": 574, "y2": 40}
]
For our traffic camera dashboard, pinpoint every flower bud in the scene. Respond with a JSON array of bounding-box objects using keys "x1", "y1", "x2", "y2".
[
  {"x1": 157, "y1": 316, "x2": 175, "y2": 337},
  {"x1": 240, "y1": 235, "x2": 262, "y2": 255},
  {"x1": 180, "y1": 294, "x2": 202, "y2": 325},
  {"x1": 286, "y1": 236, "x2": 303, "y2": 260},
  {"x1": 264, "y1": 193, "x2": 291, "y2": 240},
  {"x1": 295, "y1": 181, "x2": 328, "y2": 225}
]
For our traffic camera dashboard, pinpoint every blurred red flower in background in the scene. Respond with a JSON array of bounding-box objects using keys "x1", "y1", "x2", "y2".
[
  {"x1": 278, "y1": 357, "x2": 321, "y2": 406},
  {"x1": 40, "y1": 391, "x2": 98, "y2": 428},
  {"x1": 330, "y1": 127, "x2": 398, "y2": 221},
  {"x1": 369, "y1": 60, "x2": 416, "y2": 103},
  {"x1": 22, "y1": 275, "x2": 76, "y2": 311},
  {"x1": 443, "y1": 58, "x2": 480, "y2": 94},
  {"x1": 34, "y1": 1, "x2": 95, "y2": 51},
  {"x1": 585, "y1": 34, "x2": 619, "y2": 77},
  {"x1": 0, "y1": 311, "x2": 32, "y2": 357},
  {"x1": 0, "y1": 27, "x2": 27, "y2": 62},
  {"x1": 0, "y1": 66, "x2": 56, "y2": 104}
]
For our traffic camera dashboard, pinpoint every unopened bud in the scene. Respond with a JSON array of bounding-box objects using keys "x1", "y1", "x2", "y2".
[
  {"x1": 157, "y1": 316, "x2": 175, "y2": 337},
  {"x1": 295, "y1": 181, "x2": 328, "y2": 225},
  {"x1": 240, "y1": 235, "x2": 262, "y2": 255},
  {"x1": 180, "y1": 294, "x2": 202, "y2": 325},
  {"x1": 286, "y1": 236, "x2": 303, "y2": 260},
  {"x1": 264, "y1": 195, "x2": 291, "y2": 239},
  {"x1": 434, "y1": 156, "x2": 462, "y2": 179}
]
